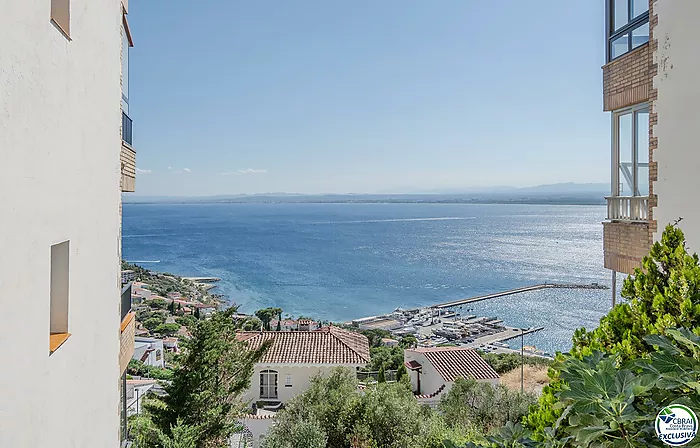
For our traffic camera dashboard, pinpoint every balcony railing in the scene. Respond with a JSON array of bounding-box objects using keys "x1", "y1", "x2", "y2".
[
  {"x1": 606, "y1": 196, "x2": 649, "y2": 222},
  {"x1": 121, "y1": 282, "x2": 132, "y2": 322},
  {"x1": 122, "y1": 112, "x2": 133, "y2": 146}
]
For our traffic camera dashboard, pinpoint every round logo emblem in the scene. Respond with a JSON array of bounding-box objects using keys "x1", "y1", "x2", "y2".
[{"x1": 656, "y1": 404, "x2": 698, "y2": 446}]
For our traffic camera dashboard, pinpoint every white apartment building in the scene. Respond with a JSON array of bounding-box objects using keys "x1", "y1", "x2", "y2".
[
  {"x1": 602, "y1": 0, "x2": 700, "y2": 299},
  {"x1": 0, "y1": 0, "x2": 137, "y2": 446}
]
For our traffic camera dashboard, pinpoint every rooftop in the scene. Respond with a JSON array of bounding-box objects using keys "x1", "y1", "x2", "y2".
[
  {"x1": 237, "y1": 326, "x2": 370, "y2": 365},
  {"x1": 408, "y1": 347, "x2": 499, "y2": 381}
]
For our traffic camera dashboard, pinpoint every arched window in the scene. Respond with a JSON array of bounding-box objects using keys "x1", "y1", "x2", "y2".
[{"x1": 259, "y1": 370, "x2": 278, "y2": 399}]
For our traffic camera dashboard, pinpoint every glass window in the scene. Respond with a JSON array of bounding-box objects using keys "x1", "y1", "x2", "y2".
[
  {"x1": 260, "y1": 370, "x2": 278, "y2": 399},
  {"x1": 618, "y1": 114, "x2": 634, "y2": 196},
  {"x1": 285, "y1": 374, "x2": 292, "y2": 387},
  {"x1": 613, "y1": 106, "x2": 649, "y2": 197},
  {"x1": 632, "y1": 0, "x2": 649, "y2": 19},
  {"x1": 614, "y1": 0, "x2": 629, "y2": 31},
  {"x1": 636, "y1": 109, "x2": 650, "y2": 196},
  {"x1": 632, "y1": 22, "x2": 649, "y2": 49},
  {"x1": 122, "y1": 25, "x2": 129, "y2": 114},
  {"x1": 611, "y1": 34, "x2": 630, "y2": 59}
]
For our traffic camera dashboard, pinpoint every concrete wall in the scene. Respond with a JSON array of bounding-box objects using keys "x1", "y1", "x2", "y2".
[
  {"x1": 651, "y1": 0, "x2": 700, "y2": 252},
  {"x1": 242, "y1": 365, "x2": 359, "y2": 404},
  {"x1": 0, "y1": 0, "x2": 123, "y2": 446}
]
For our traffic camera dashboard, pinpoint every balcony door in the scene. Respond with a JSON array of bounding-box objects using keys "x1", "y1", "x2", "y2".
[
  {"x1": 259, "y1": 370, "x2": 278, "y2": 399},
  {"x1": 612, "y1": 104, "x2": 649, "y2": 197}
]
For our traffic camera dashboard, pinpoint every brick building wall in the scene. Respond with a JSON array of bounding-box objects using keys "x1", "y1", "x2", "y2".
[
  {"x1": 602, "y1": 44, "x2": 653, "y2": 111},
  {"x1": 603, "y1": 222, "x2": 651, "y2": 274}
]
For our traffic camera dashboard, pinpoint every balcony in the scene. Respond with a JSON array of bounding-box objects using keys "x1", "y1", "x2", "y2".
[
  {"x1": 119, "y1": 282, "x2": 135, "y2": 375},
  {"x1": 606, "y1": 196, "x2": 649, "y2": 222},
  {"x1": 120, "y1": 112, "x2": 136, "y2": 192}
]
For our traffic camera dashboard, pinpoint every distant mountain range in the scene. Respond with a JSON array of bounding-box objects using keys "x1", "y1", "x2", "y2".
[{"x1": 124, "y1": 183, "x2": 609, "y2": 206}]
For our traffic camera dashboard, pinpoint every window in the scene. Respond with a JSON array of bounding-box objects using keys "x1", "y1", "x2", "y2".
[
  {"x1": 260, "y1": 370, "x2": 278, "y2": 399},
  {"x1": 122, "y1": 23, "x2": 130, "y2": 114},
  {"x1": 50, "y1": 241, "x2": 70, "y2": 354},
  {"x1": 285, "y1": 374, "x2": 293, "y2": 387},
  {"x1": 51, "y1": 0, "x2": 70, "y2": 38},
  {"x1": 613, "y1": 105, "x2": 649, "y2": 197},
  {"x1": 607, "y1": 0, "x2": 649, "y2": 61},
  {"x1": 155, "y1": 349, "x2": 162, "y2": 361}
]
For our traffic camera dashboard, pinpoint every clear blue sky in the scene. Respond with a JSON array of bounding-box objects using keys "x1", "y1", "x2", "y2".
[{"x1": 129, "y1": 0, "x2": 609, "y2": 196}]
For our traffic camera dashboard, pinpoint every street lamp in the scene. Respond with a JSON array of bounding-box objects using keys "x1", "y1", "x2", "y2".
[{"x1": 520, "y1": 328, "x2": 527, "y2": 393}]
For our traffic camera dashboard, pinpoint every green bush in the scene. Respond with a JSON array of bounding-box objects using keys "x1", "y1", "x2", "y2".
[{"x1": 481, "y1": 353, "x2": 552, "y2": 374}]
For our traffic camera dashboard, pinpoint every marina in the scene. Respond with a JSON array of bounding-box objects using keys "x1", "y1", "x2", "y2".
[{"x1": 348, "y1": 282, "x2": 607, "y2": 358}]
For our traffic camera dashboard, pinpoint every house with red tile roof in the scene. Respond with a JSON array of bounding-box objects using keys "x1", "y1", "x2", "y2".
[
  {"x1": 237, "y1": 325, "x2": 370, "y2": 404},
  {"x1": 404, "y1": 347, "x2": 499, "y2": 399}
]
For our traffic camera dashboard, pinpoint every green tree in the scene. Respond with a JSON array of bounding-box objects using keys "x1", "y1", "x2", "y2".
[
  {"x1": 155, "y1": 323, "x2": 181, "y2": 337},
  {"x1": 168, "y1": 301, "x2": 176, "y2": 314},
  {"x1": 148, "y1": 298, "x2": 169, "y2": 310},
  {"x1": 399, "y1": 335, "x2": 418, "y2": 349},
  {"x1": 481, "y1": 353, "x2": 551, "y2": 375},
  {"x1": 255, "y1": 307, "x2": 283, "y2": 331},
  {"x1": 193, "y1": 307, "x2": 201, "y2": 320},
  {"x1": 143, "y1": 317, "x2": 166, "y2": 332},
  {"x1": 276, "y1": 319, "x2": 282, "y2": 331},
  {"x1": 367, "y1": 346, "x2": 404, "y2": 372},
  {"x1": 439, "y1": 378, "x2": 535, "y2": 434},
  {"x1": 377, "y1": 366, "x2": 386, "y2": 383},
  {"x1": 143, "y1": 308, "x2": 271, "y2": 448},
  {"x1": 526, "y1": 223, "x2": 700, "y2": 434},
  {"x1": 263, "y1": 419, "x2": 327, "y2": 448},
  {"x1": 359, "y1": 329, "x2": 393, "y2": 348}
]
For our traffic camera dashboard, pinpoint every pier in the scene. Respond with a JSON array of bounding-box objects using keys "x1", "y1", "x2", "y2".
[
  {"x1": 433, "y1": 282, "x2": 607, "y2": 309},
  {"x1": 183, "y1": 276, "x2": 221, "y2": 283}
]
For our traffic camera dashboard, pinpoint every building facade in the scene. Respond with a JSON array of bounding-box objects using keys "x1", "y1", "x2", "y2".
[
  {"x1": 602, "y1": 0, "x2": 699, "y2": 299},
  {"x1": 0, "y1": 0, "x2": 136, "y2": 446}
]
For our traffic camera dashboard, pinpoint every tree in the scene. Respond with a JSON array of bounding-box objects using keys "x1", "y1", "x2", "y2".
[
  {"x1": 399, "y1": 335, "x2": 418, "y2": 349},
  {"x1": 147, "y1": 298, "x2": 169, "y2": 310},
  {"x1": 439, "y1": 378, "x2": 535, "y2": 434},
  {"x1": 154, "y1": 323, "x2": 181, "y2": 337},
  {"x1": 143, "y1": 317, "x2": 166, "y2": 332},
  {"x1": 263, "y1": 419, "x2": 327, "y2": 448},
  {"x1": 377, "y1": 366, "x2": 386, "y2": 383},
  {"x1": 255, "y1": 307, "x2": 283, "y2": 331},
  {"x1": 526, "y1": 224, "x2": 700, "y2": 434},
  {"x1": 481, "y1": 353, "x2": 551, "y2": 375},
  {"x1": 359, "y1": 329, "x2": 393, "y2": 348},
  {"x1": 367, "y1": 346, "x2": 404, "y2": 372},
  {"x1": 143, "y1": 308, "x2": 271, "y2": 448},
  {"x1": 276, "y1": 319, "x2": 282, "y2": 332},
  {"x1": 168, "y1": 301, "x2": 176, "y2": 314},
  {"x1": 193, "y1": 307, "x2": 201, "y2": 320}
]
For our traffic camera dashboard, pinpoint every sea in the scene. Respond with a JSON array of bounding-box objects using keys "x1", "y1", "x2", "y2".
[{"x1": 122, "y1": 202, "x2": 614, "y2": 354}]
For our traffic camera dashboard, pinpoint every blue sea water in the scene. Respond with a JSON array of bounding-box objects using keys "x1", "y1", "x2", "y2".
[{"x1": 122, "y1": 203, "x2": 613, "y2": 353}]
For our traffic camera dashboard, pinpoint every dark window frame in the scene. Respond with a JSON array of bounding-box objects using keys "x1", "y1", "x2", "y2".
[{"x1": 606, "y1": 0, "x2": 650, "y2": 62}]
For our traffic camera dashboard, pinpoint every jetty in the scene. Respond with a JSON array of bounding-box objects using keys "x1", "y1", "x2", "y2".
[
  {"x1": 183, "y1": 276, "x2": 221, "y2": 283},
  {"x1": 433, "y1": 282, "x2": 607, "y2": 309}
]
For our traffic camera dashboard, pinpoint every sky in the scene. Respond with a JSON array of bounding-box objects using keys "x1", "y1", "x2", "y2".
[{"x1": 128, "y1": 1, "x2": 609, "y2": 196}]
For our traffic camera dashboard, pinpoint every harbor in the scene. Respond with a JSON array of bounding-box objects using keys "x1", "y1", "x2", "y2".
[{"x1": 348, "y1": 282, "x2": 608, "y2": 358}]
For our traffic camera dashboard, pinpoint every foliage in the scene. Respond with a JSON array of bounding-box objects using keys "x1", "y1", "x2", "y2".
[
  {"x1": 377, "y1": 366, "x2": 386, "y2": 383},
  {"x1": 193, "y1": 307, "x2": 201, "y2": 319},
  {"x1": 175, "y1": 315, "x2": 198, "y2": 328},
  {"x1": 455, "y1": 328, "x2": 700, "y2": 447},
  {"x1": 481, "y1": 353, "x2": 552, "y2": 375},
  {"x1": 143, "y1": 316, "x2": 167, "y2": 332},
  {"x1": 142, "y1": 308, "x2": 271, "y2": 448},
  {"x1": 128, "y1": 359, "x2": 174, "y2": 381},
  {"x1": 255, "y1": 307, "x2": 283, "y2": 331},
  {"x1": 147, "y1": 298, "x2": 169, "y2": 310},
  {"x1": 399, "y1": 335, "x2": 418, "y2": 348},
  {"x1": 366, "y1": 346, "x2": 404, "y2": 372},
  {"x1": 238, "y1": 316, "x2": 263, "y2": 331},
  {"x1": 572, "y1": 224, "x2": 700, "y2": 361},
  {"x1": 526, "y1": 224, "x2": 700, "y2": 434},
  {"x1": 439, "y1": 378, "x2": 536, "y2": 434},
  {"x1": 262, "y1": 419, "x2": 327, "y2": 448},
  {"x1": 262, "y1": 367, "x2": 473, "y2": 448},
  {"x1": 168, "y1": 301, "x2": 176, "y2": 314},
  {"x1": 155, "y1": 323, "x2": 181, "y2": 337},
  {"x1": 359, "y1": 329, "x2": 393, "y2": 348}
]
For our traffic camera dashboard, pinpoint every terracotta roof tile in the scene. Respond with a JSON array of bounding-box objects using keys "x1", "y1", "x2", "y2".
[
  {"x1": 411, "y1": 347, "x2": 499, "y2": 381},
  {"x1": 237, "y1": 326, "x2": 370, "y2": 365}
]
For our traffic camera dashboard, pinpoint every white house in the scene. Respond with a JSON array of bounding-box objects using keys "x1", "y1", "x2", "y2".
[
  {"x1": 404, "y1": 347, "x2": 499, "y2": 401},
  {"x1": 237, "y1": 326, "x2": 370, "y2": 405},
  {"x1": 133, "y1": 337, "x2": 165, "y2": 368}
]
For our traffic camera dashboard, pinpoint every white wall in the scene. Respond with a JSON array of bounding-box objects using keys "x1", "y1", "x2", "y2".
[
  {"x1": 404, "y1": 352, "x2": 445, "y2": 396},
  {"x1": 242, "y1": 365, "x2": 359, "y2": 404},
  {"x1": 652, "y1": 0, "x2": 700, "y2": 251},
  {"x1": 134, "y1": 338, "x2": 165, "y2": 368},
  {"x1": 0, "y1": 0, "x2": 123, "y2": 447}
]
